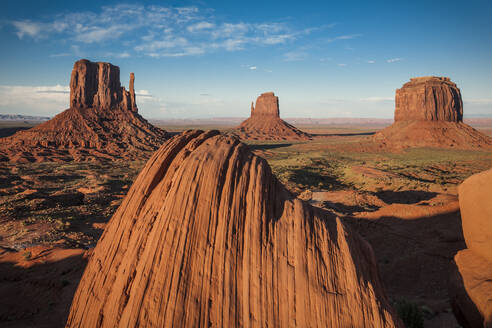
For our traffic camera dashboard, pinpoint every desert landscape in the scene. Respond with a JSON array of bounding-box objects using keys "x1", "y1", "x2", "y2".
[{"x1": 1, "y1": 1, "x2": 492, "y2": 328}]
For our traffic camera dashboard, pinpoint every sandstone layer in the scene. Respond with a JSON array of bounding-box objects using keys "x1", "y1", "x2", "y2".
[
  {"x1": 236, "y1": 92, "x2": 311, "y2": 140},
  {"x1": 395, "y1": 76, "x2": 463, "y2": 122},
  {"x1": 0, "y1": 59, "x2": 166, "y2": 162},
  {"x1": 450, "y1": 168, "x2": 492, "y2": 328},
  {"x1": 67, "y1": 130, "x2": 401, "y2": 327},
  {"x1": 373, "y1": 77, "x2": 492, "y2": 149}
]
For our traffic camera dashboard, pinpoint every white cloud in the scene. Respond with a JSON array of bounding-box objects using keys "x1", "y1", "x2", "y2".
[
  {"x1": 249, "y1": 66, "x2": 257, "y2": 70},
  {"x1": 283, "y1": 51, "x2": 307, "y2": 62},
  {"x1": 367, "y1": 60, "x2": 375, "y2": 64},
  {"x1": 326, "y1": 34, "x2": 362, "y2": 42},
  {"x1": 464, "y1": 98, "x2": 492, "y2": 105},
  {"x1": 12, "y1": 21, "x2": 43, "y2": 39},
  {"x1": 387, "y1": 57, "x2": 402, "y2": 63},
  {"x1": 359, "y1": 97, "x2": 393, "y2": 102},
  {"x1": 187, "y1": 22, "x2": 215, "y2": 32},
  {"x1": 338, "y1": 63, "x2": 347, "y2": 67},
  {"x1": 10, "y1": 4, "x2": 327, "y2": 58},
  {"x1": 0, "y1": 85, "x2": 70, "y2": 115}
]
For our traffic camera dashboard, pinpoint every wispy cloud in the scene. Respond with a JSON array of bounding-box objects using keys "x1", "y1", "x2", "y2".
[
  {"x1": 326, "y1": 34, "x2": 362, "y2": 43},
  {"x1": 387, "y1": 57, "x2": 402, "y2": 63},
  {"x1": 283, "y1": 51, "x2": 308, "y2": 62},
  {"x1": 0, "y1": 85, "x2": 70, "y2": 114},
  {"x1": 12, "y1": 20, "x2": 43, "y2": 39},
  {"x1": 367, "y1": 60, "x2": 375, "y2": 64},
  {"x1": 464, "y1": 98, "x2": 492, "y2": 105},
  {"x1": 360, "y1": 97, "x2": 393, "y2": 102},
  {"x1": 249, "y1": 66, "x2": 257, "y2": 70},
  {"x1": 338, "y1": 63, "x2": 347, "y2": 67},
  {"x1": 11, "y1": 4, "x2": 326, "y2": 58}
]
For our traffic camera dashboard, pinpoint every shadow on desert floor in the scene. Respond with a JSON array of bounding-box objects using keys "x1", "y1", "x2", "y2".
[{"x1": 0, "y1": 251, "x2": 87, "y2": 328}]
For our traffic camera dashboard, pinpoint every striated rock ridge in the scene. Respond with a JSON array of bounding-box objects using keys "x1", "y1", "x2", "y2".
[
  {"x1": 0, "y1": 59, "x2": 166, "y2": 162},
  {"x1": 450, "y1": 168, "x2": 492, "y2": 328},
  {"x1": 66, "y1": 130, "x2": 402, "y2": 328},
  {"x1": 373, "y1": 77, "x2": 492, "y2": 149},
  {"x1": 395, "y1": 76, "x2": 463, "y2": 122},
  {"x1": 236, "y1": 92, "x2": 311, "y2": 141}
]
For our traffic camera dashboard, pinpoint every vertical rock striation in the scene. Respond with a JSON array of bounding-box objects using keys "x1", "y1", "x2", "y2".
[
  {"x1": 69, "y1": 59, "x2": 137, "y2": 112},
  {"x1": 66, "y1": 130, "x2": 401, "y2": 328},
  {"x1": 395, "y1": 77, "x2": 463, "y2": 122}
]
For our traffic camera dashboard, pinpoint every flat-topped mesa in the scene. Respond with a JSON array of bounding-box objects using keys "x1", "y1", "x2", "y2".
[
  {"x1": 251, "y1": 92, "x2": 280, "y2": 117},
  {"x1": 395, "y1": 76, "x2": 463, "y2": 122},
  {"x1": 69, "y1": 59, "x2": 137, "y2": 112}
]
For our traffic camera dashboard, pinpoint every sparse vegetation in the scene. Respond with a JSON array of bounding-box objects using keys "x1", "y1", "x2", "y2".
[{"x1": 394, "y1": 299, "x2": 424, "y2": 328}]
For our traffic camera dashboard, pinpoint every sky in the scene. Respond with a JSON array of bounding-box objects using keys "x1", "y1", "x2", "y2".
[{"x1": 0, "y1": 0, "x2": 491, "y2": 119}]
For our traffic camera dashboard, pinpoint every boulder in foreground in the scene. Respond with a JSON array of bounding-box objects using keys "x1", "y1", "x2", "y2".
[
  {"x1": 67, "y1": 130, "x2": 401, "y2": 327},
  {"x1": 450, "y1": 168, "x2": 492, "y2": 328}
]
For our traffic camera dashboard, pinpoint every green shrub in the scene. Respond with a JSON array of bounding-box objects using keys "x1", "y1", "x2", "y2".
[{"x1": 394, "y1": 299, "x2": 424, "y2": 328}]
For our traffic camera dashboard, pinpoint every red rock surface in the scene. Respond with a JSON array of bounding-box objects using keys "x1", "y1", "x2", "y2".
[
  {"x1": 235, "y1": 92, "x2": 311, "y2": 140},
  {"x1": 374, "y1": 77, "x2": 492, "y2": 149},
  {"x1": 0, "y1": 59, "x2": 166, "y2": 162},
  {"x1": 66, "y1": 130, "x2": 401, "y2": 327},
  {"x1": 395, "y1": 76, "x2": 463, "y2": 122},
  {"x1": 450, "y1": 168, "x2": 492, "y2": 328}
]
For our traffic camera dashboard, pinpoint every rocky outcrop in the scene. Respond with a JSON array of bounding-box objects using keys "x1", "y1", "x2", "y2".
[
  {"x1": 251, "y1": 92, "x2": 280, "y2": 117},
  {"x1": 373, "y1": 77, "x2": 492, "y2": 149},
  {"x1": 0, "y1": 59, "x2": 166, "y2": 162},
  {"x1": 70, "y1": 59, "x2": 137, "y2": 112},
  {"x1": 395, "y1": 77, "x2": 463, "y2": 122},
  {"x1": 66, "y1": 130, "x2": 401, "y2": 328},
  {"x1": 450, "y1": 168, "x2": 492, "y2": 328},
  {"x1": 236, "y1": 92, "x2": 311, "y2": 140}
]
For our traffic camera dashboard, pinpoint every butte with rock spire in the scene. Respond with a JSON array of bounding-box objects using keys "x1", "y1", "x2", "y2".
[{"x1": 0, "y1": 59, "x2": 167, "y2": 162}]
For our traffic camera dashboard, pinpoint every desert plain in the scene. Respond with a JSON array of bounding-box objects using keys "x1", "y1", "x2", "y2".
[{"x1": 1, "y1": 116, "x2": 491, "y2": 327}]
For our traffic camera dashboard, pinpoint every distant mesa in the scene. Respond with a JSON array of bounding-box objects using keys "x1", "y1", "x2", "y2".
[
  {"x1": 0, "y1": 59, "x2": 167, "y2": 162},
  {"x1": 66, "y1": 130, "x2": 401, "y2": 327},
  {"x1": 450, "y1": 168, "x2": 492, "y2": 327},
  {"x1": 373, "y1": 76, "x2": 492, "y2": 149},
  {"x1": 235, "y1": 92, "x2": 311, "y2": 140}
]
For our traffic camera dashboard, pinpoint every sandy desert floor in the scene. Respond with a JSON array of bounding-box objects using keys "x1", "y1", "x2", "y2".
[{"x1": 1, "y1": 123, "x2": 492, "y2": 327}]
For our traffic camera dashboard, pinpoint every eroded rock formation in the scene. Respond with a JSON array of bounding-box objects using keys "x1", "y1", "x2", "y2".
[
  {"x1": 450, "y1": 168, "x2": 492, "y2": 327},
  {"x1": 0, "y1": 59, "x2": 166, "y2": 162},
  {"x1": 395, "y1": 76, "x2": 463, "y2": 122},
  {"x1": 235, "y1": 92, "x2": 311, "y2": 140},
  {"x1": 66, "y1": 130, "x2": 401, "y2": 328},
  {"x1": 373, "y1": 77, "x2": 492, "y2": 149}
]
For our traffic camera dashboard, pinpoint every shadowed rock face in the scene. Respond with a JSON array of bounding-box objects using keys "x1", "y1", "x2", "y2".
[
  {"x1": 70, "y1": 59, "x2": 137, "y2": 112},
  {"x1": 0, "y1": 59, "x2": 166, "y2": 162},
  {"x1": 236, "y1": 92, "x2": 310, "y2": 140},
  {"x1": 66, "y1": 130, "x2": 401, "y2": 328},
  {"x1": 450, "y1": 168, "x2": 492, "y2": 328},
  {"x1": 395, "y1": 76, "x2": 463, "y2": 122}
]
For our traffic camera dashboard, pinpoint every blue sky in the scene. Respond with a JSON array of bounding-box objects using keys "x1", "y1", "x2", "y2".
[{"x1": 1, "y1": 0, "x2": 491, "y2": 119}]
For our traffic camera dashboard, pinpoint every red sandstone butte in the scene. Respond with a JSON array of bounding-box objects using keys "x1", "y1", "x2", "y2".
[
  {"x1": 373, "y1": 76, "x2": 492, "y2": 149},
  {"x1": 66, "y1": 130, "x2": 402, "y2": 328},
  {"x1": 0, "y1": 59, "x2": 166, "y2": 162},
  {"x1": 235, "y1": 92, "x2": 311, "y2": 140},
  {"x1": 450, "y1": 168, "x2": 492, "y2": 328}
]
